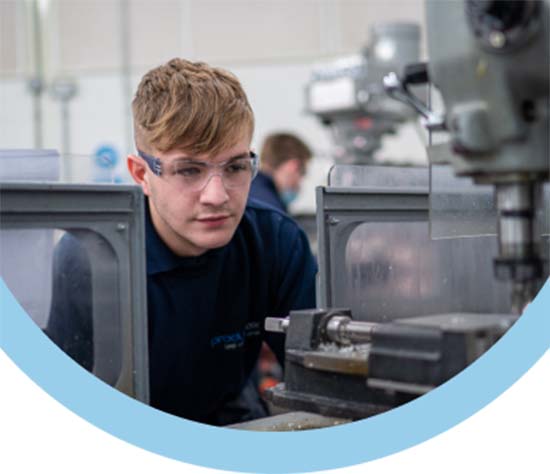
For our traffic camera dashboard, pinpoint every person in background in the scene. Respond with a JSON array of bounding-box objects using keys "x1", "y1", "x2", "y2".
[
  {"x1": 47, "y1": 58, "x2": 317, "y2": 426},
  {"x1": 249, "y1": 132, "x2": 312, "y2": 213},
  {"x1": 248, "y1": 133, "x2": 313, "y2": 400}
]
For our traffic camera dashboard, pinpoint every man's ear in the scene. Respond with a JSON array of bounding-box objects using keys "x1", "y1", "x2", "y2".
[{"x1": 127, "y1": 154, "x2": 151, "y2": 196}]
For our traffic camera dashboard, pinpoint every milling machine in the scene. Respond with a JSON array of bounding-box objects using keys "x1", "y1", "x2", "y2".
[{"x1": 250, "y1": 0, "x2": 549, "y2": 429}]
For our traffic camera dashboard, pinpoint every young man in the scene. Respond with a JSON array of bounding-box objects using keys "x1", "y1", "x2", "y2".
[
  {"x1": 47, "y1": 59, "x2": 316, "y2": 425},
  {"x1": 126, "y1": 59, "x2": 317, "y2": 424},
  {"x1": 249, "y1": 132, "x2": 312, "y2": 213}
]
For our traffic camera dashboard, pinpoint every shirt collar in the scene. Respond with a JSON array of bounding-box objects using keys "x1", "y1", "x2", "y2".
[
  {"x1": 255, "y1": 171, "x2": 288, "y2": 212},
  {"x1": 255, "y1": 171, "x2": 277, "y2": 192}
]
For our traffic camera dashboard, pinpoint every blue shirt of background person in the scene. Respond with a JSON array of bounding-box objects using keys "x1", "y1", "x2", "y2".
[{"x1": 249, "y1": 132, "x2": 312, "y2": 214}]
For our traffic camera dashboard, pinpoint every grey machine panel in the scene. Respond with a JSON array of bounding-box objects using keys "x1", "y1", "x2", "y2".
[
  {"x1": 316, "y1": 184, "x2": 513, "y2": 322},
  {"x1": 0, "y1": 182, "x2": 149, "y2": 403}
]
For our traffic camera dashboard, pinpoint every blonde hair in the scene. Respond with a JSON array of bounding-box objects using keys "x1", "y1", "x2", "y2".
[{"x1": 132, "y1": 58, "x2": 254, "y2": 155}]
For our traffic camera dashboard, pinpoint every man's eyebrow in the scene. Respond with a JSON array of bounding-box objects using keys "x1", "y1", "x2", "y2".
[
  {"x1": 224, "y1": 152, "x2": 250, "y2": 162},
  {"x1": 171, "y1": 152, "x2": 250, "y2": 165},
  {"x1": 171, "y1": 157, "x2": 204, "y2": 165}
]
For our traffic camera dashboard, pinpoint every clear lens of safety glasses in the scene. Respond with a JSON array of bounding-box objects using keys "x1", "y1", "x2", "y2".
[
  {"x1": 169, "y1": 156, "x2": 258, "y2": 191},
  {"x1": 138, "y1": 150, "x2": 258, "y2": 191}
]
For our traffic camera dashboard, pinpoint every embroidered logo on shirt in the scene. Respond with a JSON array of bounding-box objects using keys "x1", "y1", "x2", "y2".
[{"x1": 210, "y1": 322, "x2": 261, "y2": 350}]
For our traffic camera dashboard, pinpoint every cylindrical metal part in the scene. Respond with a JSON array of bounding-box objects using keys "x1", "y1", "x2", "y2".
[
  {"x1": 264, "y1": 317, "x2": 290, "y2": 334},
  {"x1": 325, "y1": 315, "x2": 378, "y2": 345},
  {"x1": 496, "y1": 182, "x2": 536, "y2": 259},
  {"x1": 494, "y1": 181, "x2": 544, "y2": 310}
]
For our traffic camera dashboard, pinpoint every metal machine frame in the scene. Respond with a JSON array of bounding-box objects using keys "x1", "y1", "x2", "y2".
[
  {"x1": 316, "y1": 184, "x2": 428, "y2": 309},
  {"x1": 0, "y1": 182, "x2": 149, "y2": 403}
]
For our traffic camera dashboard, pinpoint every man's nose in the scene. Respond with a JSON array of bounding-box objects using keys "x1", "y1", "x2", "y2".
[{"x1": 199, "y1": 174, "x2": 229, "y2": 206}]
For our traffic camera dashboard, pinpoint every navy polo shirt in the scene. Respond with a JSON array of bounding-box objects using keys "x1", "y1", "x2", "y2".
[
  {"x1": 145, "y1": 197, "x2": 316, "y2": 423},
  {"x1": 249, "y1": 171, "x2": 287, "y2": 213},
  {"x1": 46, "y1": 196, "x2": 316, "y2": 425}
]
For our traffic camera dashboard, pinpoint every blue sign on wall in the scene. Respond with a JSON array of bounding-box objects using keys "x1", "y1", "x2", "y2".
[{"x1": 94, "y1": 145, "x2": 119, "y2": 169}]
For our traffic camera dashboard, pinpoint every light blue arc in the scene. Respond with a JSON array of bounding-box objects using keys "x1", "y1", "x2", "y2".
[{"x1": 1, "y1": 277, "x2": 549, "y2": 473}]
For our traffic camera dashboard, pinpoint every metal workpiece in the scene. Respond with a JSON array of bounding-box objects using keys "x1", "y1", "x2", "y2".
[
  {"x1": 325, "y1": 315, "x2": 377, "y2": 345},
  {"x1": 265, "y1": 312, "x2": 379, "y2": 346},
  {"x1": 279, "y1": 308, "x2": 353, "y2": 351},
  {"x1": 264, "y1": 316, "x2": 289, "y2": 334}
]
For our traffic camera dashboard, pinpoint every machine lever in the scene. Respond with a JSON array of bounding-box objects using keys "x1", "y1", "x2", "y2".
[{"x1": 383, "y1": 67, "x2": 445, "y2": 131}]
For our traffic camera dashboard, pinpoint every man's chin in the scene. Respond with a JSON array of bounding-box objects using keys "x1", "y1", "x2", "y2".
[{"x1": 192, "y1": 230, "x2": 235, "y2": 252}]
